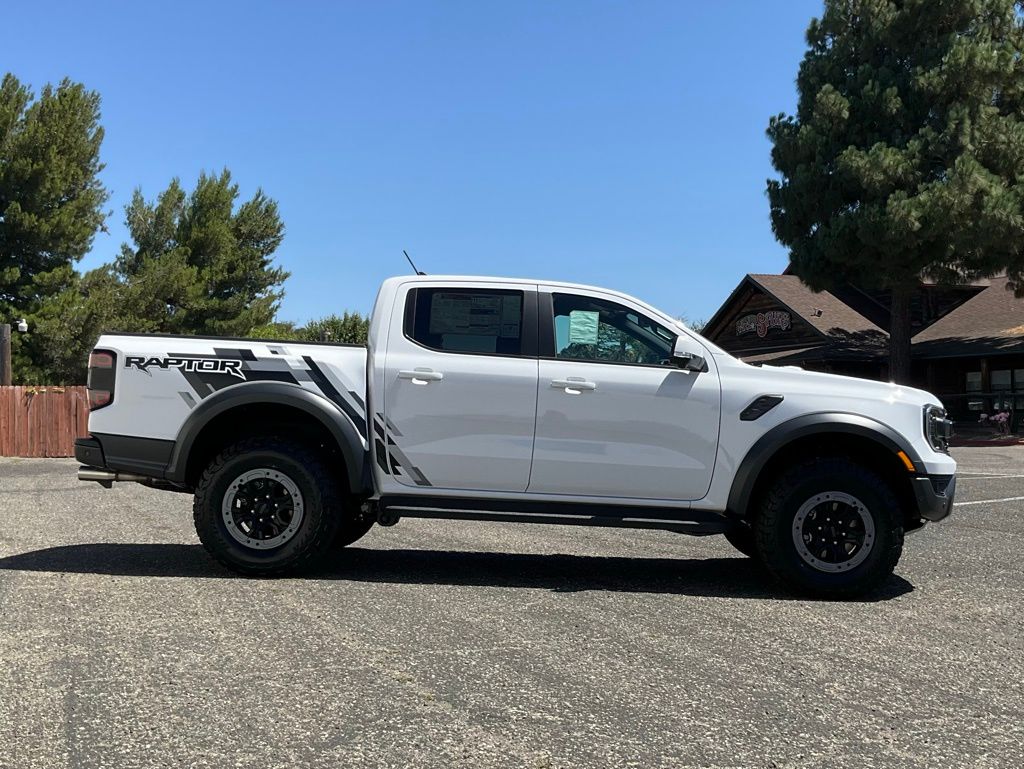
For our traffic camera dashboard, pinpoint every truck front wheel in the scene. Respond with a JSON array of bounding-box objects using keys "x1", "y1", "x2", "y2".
[
  {"x1": 723, "y1": 522, "x2": 758, "y2": 559},
  {"x1": 333, "y1": 516, "x2": 375, "y2": 549},
  {"x1": 755, "y1": 457, "x2": 904, "y2": 598},
  {"x1": 193, "y1": 436, "x2": 343, "y2": 575}
]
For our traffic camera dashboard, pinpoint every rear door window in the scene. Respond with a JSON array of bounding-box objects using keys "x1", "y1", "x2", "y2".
[{"x1": 407, "y1": 288, "x2": 525, "y2": 355}]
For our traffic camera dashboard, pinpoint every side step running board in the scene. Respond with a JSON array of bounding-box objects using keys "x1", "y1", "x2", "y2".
[{"x1": 378, "y1": 497, "x2": 729, "y2": 535}]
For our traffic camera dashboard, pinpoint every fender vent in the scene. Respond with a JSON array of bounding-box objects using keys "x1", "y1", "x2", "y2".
[{"x1": 740, "y1": 395, "x2": 784, "y2": 421}]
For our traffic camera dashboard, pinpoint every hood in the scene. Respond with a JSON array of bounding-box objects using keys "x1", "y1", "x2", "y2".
[{"x1": 735, "y1": 360, "x2": 940, "y2": 410}]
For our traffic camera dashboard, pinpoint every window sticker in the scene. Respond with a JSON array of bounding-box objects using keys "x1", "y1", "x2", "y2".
[
  {"x1": 499, "y1": 295, "x2": 521, "y2": 338},
  {"x1": 428, "y1": 293, "x2": 520, "y2": 338},
  {"x1": 568, "y1": 310, "x2": 599, "y2": 344}
]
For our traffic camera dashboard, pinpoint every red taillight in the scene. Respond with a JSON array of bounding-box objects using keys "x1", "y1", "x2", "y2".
[
  {"x1": 88, "y1": 390, "x2": 111, "y2": 409},
  {"x1": 89, "y1": 351, "x2": 114, "y2": 369},
  {"x1": 87, "y1": 348, "x2": 116, "y2": 410}
]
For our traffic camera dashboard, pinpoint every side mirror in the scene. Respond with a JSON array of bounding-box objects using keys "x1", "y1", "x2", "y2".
[{"x1": 671, "y1": 338, "x2": 708, "y2": 372}]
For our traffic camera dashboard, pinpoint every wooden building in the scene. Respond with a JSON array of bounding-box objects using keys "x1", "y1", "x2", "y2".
[{"x1": 703, "y1": 273, "x2": 1024, "y2": 433}]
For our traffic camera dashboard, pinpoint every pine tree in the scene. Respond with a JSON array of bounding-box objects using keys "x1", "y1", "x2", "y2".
[
  {"x1": 0, "y1": 74, "x2": 107, "y2": 382},
  {"x1": 115, "y1": 170, "x2": 288, "y2": 336},
  {"x1": 767, "y1": 0, "x2": 1024, "y2": 382}
]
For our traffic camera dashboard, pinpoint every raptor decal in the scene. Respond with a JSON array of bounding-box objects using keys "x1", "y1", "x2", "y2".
[{"x1": 125, "y1": 355, "x2": 246, "y2": 380}]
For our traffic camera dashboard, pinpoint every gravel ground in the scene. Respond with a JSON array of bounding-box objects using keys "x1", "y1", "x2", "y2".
[{"x1": 0, "y1": 447, "x2": 1022, "y2": 769}]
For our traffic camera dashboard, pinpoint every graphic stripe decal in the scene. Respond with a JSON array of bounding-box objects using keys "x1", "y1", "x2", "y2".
[
  {"x1": 373, "y1": 413, "x2": 431, "y2": 486},
  {"x1": 213, "y1": 347, "x2": 257, "y2": 361},
  {"x1": 158, "y1": 345, "x2": 382, "y2": 455},
  {"x1": 302, "y1": 355, "x2": 367, "y2": 436}
]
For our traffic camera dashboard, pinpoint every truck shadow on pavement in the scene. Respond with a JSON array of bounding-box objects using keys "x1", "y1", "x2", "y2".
[{"x1": 0, "y1": 543, "x2": 914, "y2": 601}]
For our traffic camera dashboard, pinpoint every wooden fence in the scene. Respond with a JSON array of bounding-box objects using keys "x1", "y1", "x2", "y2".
[{"x1": 0, "y1": 386, "x2": 89, "y2": 458}]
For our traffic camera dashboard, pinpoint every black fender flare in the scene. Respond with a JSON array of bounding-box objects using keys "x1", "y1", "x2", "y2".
[
  {"x1": 164, "y1": 381, "x2": 367, "y2": 493},
  {"x1": 726, "y1": 412, "x2": 923, "y2": 517}
]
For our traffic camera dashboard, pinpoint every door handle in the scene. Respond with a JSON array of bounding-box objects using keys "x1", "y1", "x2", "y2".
[
  {"x1": 550, "y1": 378, "x2": 596, "y2": 394},
  {"x1": 398, "y1": 369, "x2": 444, "y2": 385}
]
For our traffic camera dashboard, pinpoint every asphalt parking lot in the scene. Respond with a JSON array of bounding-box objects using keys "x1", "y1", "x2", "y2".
[{"x1": 1, "y1": 448, "x2": 1022, "y2": 769}]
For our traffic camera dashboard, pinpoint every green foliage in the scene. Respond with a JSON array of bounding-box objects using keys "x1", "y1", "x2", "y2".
[
  {"x1": 678, "y1": 315, "x2": 707, "y2": 334},
  {"x1": 16, "y1": 168, "x2": 291, "y2": 383},
  {"x1": 297, "y1": 312, "x2": 369, "y2": 344},
  {"x1": 113, "y1": 170, "x2": 288, "y2": 336},
  {"x1": 0, "y1": 73, "x2": 300, "y2": 384},
  {"x1": 248, "y1": 321, "x2": 299, "y2": 340},
  {"x1": 251, "y1": 311, "x2": 369, "y2": 345},
  {"x1": 0, "y1": 73, "x2": 107, "y2": 382},
  {"x1": 766, "y1": 1, "x2": 1024, "y2": 380},
  {"x1": 20, "y1": 270, "x2": 114, "y2": 384}
]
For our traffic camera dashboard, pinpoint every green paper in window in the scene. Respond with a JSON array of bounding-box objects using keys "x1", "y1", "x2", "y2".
[{"x1": 568, "y1": 310, "x2": 599, "y2": 344}]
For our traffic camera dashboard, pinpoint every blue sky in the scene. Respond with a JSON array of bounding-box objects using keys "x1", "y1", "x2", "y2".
[{"x1": 4, "y1": 0, "x2": 823, "y2": 325}]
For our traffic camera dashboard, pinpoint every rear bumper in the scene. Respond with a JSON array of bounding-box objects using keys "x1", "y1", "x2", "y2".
[
  {"x1": 75, "y1": 433, "x2": 174, "y2": 478},
  {"x1": 75, "y1": 436, "x2": 106, "y2": 468},
  {"x1": 911, "y1": 474, "x2": 956, "y2": 522}
]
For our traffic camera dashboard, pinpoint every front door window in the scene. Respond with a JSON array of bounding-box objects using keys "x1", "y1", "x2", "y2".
[{"x1": 551, "y1": 293, "x2": 676, "y2": 366}]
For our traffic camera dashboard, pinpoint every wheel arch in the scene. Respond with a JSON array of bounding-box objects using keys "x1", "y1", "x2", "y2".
[
  {"x1": 165, "y1": 382, "x2": 368, "y2": 493},
  {"x1": 727, "y1": 413, "x2": 922, "y2": 524}
]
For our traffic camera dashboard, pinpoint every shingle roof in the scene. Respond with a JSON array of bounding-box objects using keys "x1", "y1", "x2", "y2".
[
  {"x1": 708, "y1": 271, "x2": 1024, "y2": 362},
  {"x1": 912, "y1": 275, "x2": 1024, "y2": 358},
  {"x1": 746, "y1": 275, "x2": 886, "y2": 337}
]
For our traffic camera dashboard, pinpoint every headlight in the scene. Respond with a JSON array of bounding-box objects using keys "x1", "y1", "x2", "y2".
[{"x1": 923, "y1": 404, "x2": 952, "y2": 453}]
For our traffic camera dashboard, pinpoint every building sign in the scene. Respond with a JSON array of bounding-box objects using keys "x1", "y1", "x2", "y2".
[{"x1": 736, "y1": 310, "x2": 791, "y2": 338}]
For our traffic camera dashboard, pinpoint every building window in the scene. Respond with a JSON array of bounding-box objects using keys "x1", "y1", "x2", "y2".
[
  {"x1": 965, "y1": 372, "x2": 982, "y2": 392},
  {"x1": 992, "y1": 370, "x2": 1012, "y2": 391}
]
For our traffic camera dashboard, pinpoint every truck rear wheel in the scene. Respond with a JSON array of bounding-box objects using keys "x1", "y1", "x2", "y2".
[
  {"x1": 755, "y1": 457, "x2": 904, "y2": 599},
  {"x1": 193, "y1": 436, "x2": 343, "y2": 576}
]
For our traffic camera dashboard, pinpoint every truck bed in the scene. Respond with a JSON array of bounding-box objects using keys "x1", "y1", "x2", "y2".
[{"x1": 89, "y1": 333, "x2": 369, "y2": 443}]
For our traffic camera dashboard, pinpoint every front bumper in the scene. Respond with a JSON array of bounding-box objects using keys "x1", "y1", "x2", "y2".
[{"x1": 911, "y1": 474, "x2": 956, "y2": 522}]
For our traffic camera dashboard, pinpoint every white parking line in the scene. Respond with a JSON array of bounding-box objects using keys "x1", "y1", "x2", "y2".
[
  {"x1": 956, "y1": 474, "x2": 1024, "y2": 480},
  {"x1": 954, "y1": 496, "x2": 1024, "y2": 507},
  {"x1": 955, "y1": 469, "x2": 1020, "y2": 475}
]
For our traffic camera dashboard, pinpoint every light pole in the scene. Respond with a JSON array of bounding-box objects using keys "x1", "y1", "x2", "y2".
[
  {"x1": 1, "y1": 319, "x2": 27, "y2": 386},
  {"x1": 0, "y1": 323, "x2": 11, "y2": 386}
]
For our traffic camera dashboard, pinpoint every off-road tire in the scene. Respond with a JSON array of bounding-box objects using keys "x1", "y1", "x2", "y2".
[
  {"x1": 755, "y1": 457, "x2": 904, "y2": 599},
  {"x1": 193, "y1": 436, "x2": 344, "y2": 576},
  {"x1": 723, "y1": 522, "x2": 758, "y2": 559}
]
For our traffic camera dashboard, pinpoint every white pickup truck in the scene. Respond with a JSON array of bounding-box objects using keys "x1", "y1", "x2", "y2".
[{"x1": 77, "y1": 275, "x2": 956, "y2": 597}]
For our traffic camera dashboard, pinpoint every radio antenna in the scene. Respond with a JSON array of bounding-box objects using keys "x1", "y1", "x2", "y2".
[{"x1": 403, "y1": 249, "x2": 426, "y2": 275}]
